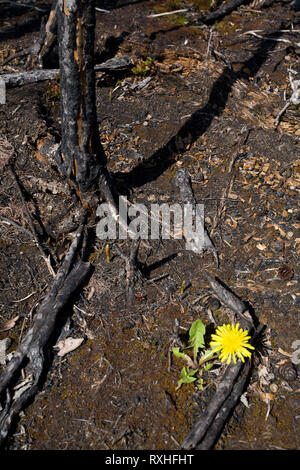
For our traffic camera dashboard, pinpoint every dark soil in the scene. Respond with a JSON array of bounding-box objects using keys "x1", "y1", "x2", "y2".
[{"x1": 0, "y1": 0, "x2": 300, "y2": 450}]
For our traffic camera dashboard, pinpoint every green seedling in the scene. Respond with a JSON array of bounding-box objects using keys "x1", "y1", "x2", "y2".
[
  {"x1": 132, "y1": 57, "x2": 154, "y2": 76},
  {"x1": 176, "y1": 366, "x2": 198, "y2": 390},
  {"x1": 172, "y1": 318, "x2": 214, "y2": 390},
  {"x1": 172, "y1": 347, "x2": 195, "y2": 369},
  {"x1": 172, "y1": 15, "x2": 188, "y2": 26}
]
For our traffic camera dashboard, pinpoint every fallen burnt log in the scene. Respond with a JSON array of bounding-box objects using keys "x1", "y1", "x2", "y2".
[
  {"x1": 0, "y1": 225, "x2": 90, "y2": 447},
  {"x1": 0, "y1": 56, "x2": 132, "y2": 87},
  {"x1": 196, "y1": 358, "x2": 251, "y2": 449},
  {"x1": 182, "y1": 273, "x2": 260, "y2": 450},
  {"x1": 200, "y1": 0, "x2": 251, "y2": 24}
]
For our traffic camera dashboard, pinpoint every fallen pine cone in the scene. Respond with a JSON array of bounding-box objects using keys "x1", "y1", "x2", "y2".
[
  {"x1": 277, "y1": 361, "x2": 297, "y2": 382},
  {"x1": 277, "y1": 264, "x2": 294, "y2": 281}
]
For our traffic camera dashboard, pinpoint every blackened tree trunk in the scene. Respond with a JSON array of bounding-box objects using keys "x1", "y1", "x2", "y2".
[{"x1": 56, "y1": 0, "x2": 106, "y2": 193}]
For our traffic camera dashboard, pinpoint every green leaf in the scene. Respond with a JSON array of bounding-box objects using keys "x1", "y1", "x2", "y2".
[
  {"x1": 176, "y1": 367, "x2": 198, "y2": 390},
  {"x1": 180, "y1": 280, "x2": 186, "y2": 295},
  {"x1": 198, "y1": 348, "x2": 216, "y2": 364},
  {"x1": 197, "y1": 378, "x2": 204, "y2": 390},
  {"x1": 203, "y1": 362, "x2": 213, "y2": 371},
  {"x1": 188, "y1": 319, "x2": 206, "y2": 362},
  {"x1": 172, "y1": 347, "x2": 196, "y2": 368},
  {"x1": 172, "y1": 347, "x2": 187, "y2": 360}
]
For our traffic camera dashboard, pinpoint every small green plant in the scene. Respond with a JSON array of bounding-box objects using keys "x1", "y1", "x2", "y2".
[
  {"x1": 173, "y1": 319, "x2": 215, "y2": 390},
  {"x1": 177, "y1": 366, "x2": 198, "y2": 389},
  {"x1": 132, "y1": 57, "x2": 154, "y2": 77},
  {"x1": 172, "y1": 15, "x2": 188, "y2": 26},
  {"x1": 173, "y1": 320, "x2": 254, "y2": 390}
]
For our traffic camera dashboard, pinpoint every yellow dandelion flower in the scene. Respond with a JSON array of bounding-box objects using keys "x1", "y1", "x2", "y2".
[{"x1": 210, "y1": 323, "x2": 255, "y2": 365}]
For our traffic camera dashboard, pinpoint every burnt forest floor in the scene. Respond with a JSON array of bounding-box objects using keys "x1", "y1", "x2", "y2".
[{"x1": 0, "y1": 0, "x2": 300, "y2": 451}]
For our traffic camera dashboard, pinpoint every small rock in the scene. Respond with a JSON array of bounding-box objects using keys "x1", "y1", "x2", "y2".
[{"x1": 0, "y1": 338, "x2": 11, "y2": 366}]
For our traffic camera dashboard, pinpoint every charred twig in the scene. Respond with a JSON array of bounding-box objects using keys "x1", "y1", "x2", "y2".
[
  {"x1": 204, "y1": 272, "x2": 253, "y2": 326},
  {"x1": 231, "y1": 128, "x2": 252, "y2": 170},
  {"x1": 2, "y1": 14, "x2": 46, "y2": 65},
  {"x1": 96, "y1": 191, "x2": 144, "y2": 305},
  {"x1": 0, "y1": 0, "x2": 47, "y2": 12},
  {"x1": 206, "y1": 29, "x2": 232, "y2": 69},
  {"x1": 0, "y1": 214, "x2": 33, "y2": 238},
  {"x1": 8, "y1": 166, "x2": 56, "y2": 277},
  {"x1": 273, "y1": 101, "x2": 291, "y2": 127},
  {"x1": 211, "y1": 48, "x2": 233, "y2": 70},
  {"x1": 274, "y1": 69, "x2": 300, "y2": 127},
  {"x1": 2, "y1": 0, "x2": 57, "y2": 66},
  {"x1": 115, "y1": 239, "x2": 142, "y2": 304},
  {"x1": 0, "y1": 225, "x2": 90, "y2": 446}
]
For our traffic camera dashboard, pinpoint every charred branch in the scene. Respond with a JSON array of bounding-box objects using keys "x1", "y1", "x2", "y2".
[
  {"x1": 0, "y1": 225, "x2": 90, "y2": 446},
  {"x1": 2, "y1": 0, "x2": 58, "y2": 66},
  {"x1": 200, "y1": 0, "x2": 251, "y2": 25},
  {"x1": 37, "y1": 0, "x2": 58, "y2": 65},
  {"x1": 196, "y1": 359, "x2": 251, "y2": 449},
  {"x1": 174, "y1": 169, "x2": 218, "y2": 265},
  {"x1": 1, "y1": 56, "x2": 132, "y2": 87},
  {"x1": 115, "y1": 239, "x2": 143, "y2": 304}
]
